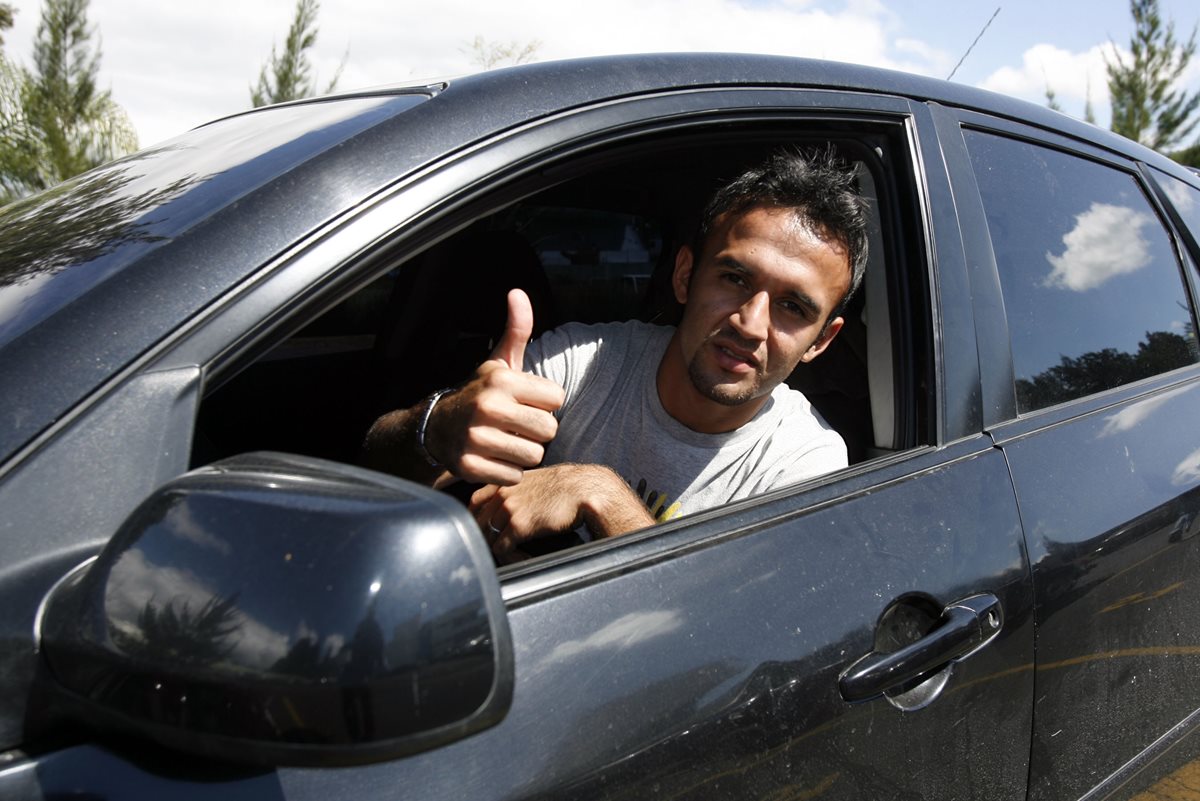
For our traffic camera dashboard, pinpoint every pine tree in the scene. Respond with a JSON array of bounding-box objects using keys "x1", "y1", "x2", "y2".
[
  {"x1": 463, "y1": 36, "x2": 541, "y2": 70},
  {"x1": 1044, "y1": 83, "x2": 1063, "y2": 113},
  {"x1": 1106, "y1": 0, "x2": 1200, "y2": 152},
  {"x1": 1, "y1": 0, "x2": 136, "y2": 203},
  {"x1": 0, "y1": 50, "x2": 40, "y2": 202},
  {"x1": 0, "y1": 3, "x2": 15, "y2": 48},
  {"x1": 250, "y1": 0, "x2": 341, "y2": 107}
]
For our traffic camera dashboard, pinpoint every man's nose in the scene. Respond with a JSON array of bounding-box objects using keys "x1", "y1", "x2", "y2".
[{"x1": 731, "y1": 291, "x2": 770, "y2": 340}]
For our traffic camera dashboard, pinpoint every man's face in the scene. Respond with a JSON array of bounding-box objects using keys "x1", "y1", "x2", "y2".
[{"x1": 668, "y1": 206, "x2": 850, "y2": 416}]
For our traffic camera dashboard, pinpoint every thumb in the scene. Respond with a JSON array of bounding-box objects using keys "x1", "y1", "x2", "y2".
[{"x1": 490, "y1": 288, "x2": 534, "y2": 369}]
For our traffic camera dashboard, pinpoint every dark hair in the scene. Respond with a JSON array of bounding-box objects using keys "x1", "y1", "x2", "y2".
[{"x1": 694, "y1": 148, "x2": 870, "y2": 327}]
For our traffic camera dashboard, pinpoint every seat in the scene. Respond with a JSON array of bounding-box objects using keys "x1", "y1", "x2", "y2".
[
  {"x1": 787, "y1": 164, "x2": 892, "y2": 463},
  {"x1": 374, "y1": 228, "x2": 557, "y2": 411}
]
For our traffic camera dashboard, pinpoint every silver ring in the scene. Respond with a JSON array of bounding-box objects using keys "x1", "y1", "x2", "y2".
[{"x1": 487, "y1": 522, "x2": 502, "y2": 536}]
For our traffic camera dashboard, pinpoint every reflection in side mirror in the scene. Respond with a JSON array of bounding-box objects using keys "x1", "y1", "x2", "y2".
[{"x1": 36, "y1": 452, "x2": 513, "y2": 766}]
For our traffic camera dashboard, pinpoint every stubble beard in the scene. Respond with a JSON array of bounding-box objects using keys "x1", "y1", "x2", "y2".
[{"x1": 686, "y1": 337, "x2": 766, "y2": 407}]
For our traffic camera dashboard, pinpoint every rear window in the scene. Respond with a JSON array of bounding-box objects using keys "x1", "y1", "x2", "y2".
[{"x1": 965, "y1": 130, "x2": 1199, "y2": 413}]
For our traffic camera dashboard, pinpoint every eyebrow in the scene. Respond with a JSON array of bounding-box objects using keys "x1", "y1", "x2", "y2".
[{"x1": 717, "y1": 256, "x2": 825, "y2": 319}]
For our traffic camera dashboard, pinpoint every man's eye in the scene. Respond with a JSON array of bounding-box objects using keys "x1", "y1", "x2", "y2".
[
  {"x1": 779, "y1": 301, "x2": 811, "y2": 320},
  {"x1": 722, "y1": 272, "x2": 748, "y2": 287}
]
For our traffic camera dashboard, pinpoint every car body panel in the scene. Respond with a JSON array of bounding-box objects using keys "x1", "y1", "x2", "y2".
[
  {"x1": 942, "y1": 107, "x2": 1200, "y2": 798},
  {"x1": 10, "y1": 441, "x2": 1032, "y2": 801},
  {"x1": 6, "y1": 53, "x2": 1193, "y2": 469},
  {"x1": 996, "y1": 376, "x2": 1200, "y2": 799},
  {"x1": 0, "y1": 95, "x2": 430, "y2": 464},
  {"x1": 2, "y1": 52, "x2": 1200, "y2": 800},
  {"x1": 0, "y1": 366, "x2": 200, "y2": 749}
]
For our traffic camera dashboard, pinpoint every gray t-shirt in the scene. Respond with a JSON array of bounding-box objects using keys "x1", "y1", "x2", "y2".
[{"x1": 524, "y1": 320, "x2": 847, "y2": 524}]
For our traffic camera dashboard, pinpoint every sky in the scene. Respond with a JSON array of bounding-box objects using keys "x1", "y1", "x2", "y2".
[{"x1": 3, "y1": 0, "x2": 1200, "y2": 149}]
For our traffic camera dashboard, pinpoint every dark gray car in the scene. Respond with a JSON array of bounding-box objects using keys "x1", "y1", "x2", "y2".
[{"x1": 2, "y1": 53, "x2": 1200, "y2": 800}]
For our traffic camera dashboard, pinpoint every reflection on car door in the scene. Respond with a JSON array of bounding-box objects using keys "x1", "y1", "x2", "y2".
[
  {"x1": 960, "y1": 121, "x2": 1200, "y2": 800},
  {"x1": 280, "y1": 94, "x2": 1036, "y2": 801},
  {"x1": 15, "y1": 88, "x2": 1041, "y2": 801},
  {"x1": 271, "y1": 439, "x2": 1033, "y2": 801},
  {"x1": 1002, "y1": 382, "x2": 1200, "y2": 801}
]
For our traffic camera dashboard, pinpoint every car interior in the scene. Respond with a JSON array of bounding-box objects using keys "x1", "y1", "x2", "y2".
[{"x1": 192, "y1": 123, "x2": 931, "y2": 558}]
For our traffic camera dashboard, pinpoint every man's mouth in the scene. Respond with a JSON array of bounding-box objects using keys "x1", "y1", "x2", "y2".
[{"x1": 711, "y1": 340, "x2": 760, "y2": 373}]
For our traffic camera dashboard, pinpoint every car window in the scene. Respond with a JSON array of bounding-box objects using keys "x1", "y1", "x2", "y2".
[
  {"x1": 1150, "y1": 167, "x2": 1200, "y2": 258},
  {"x1": 192, "y1": 127, "x2": 929, "y2": 563},
  {"x1": 511, "y1": 205, "x2": 663, "y2": 324},
  {"x1": 964, "y1": 130, "x2": 1200, "y2": 413}
]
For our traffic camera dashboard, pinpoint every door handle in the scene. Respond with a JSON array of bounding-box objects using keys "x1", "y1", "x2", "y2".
[{"x1": 839, "y1": 593, "x2": 1003, "y2": 703}]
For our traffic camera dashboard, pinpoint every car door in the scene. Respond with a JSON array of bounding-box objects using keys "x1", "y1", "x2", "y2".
[
  {"x1": 5, "y1": 87, "x2": 1034, "y2": 800},
  {"x1": 940, "y1": 108, "x2": 1200, "y2": 801}
]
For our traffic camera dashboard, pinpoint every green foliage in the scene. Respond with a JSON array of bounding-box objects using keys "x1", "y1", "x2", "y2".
[
  {"x1": 1106, "y1": 0, "x2": 1200, "y2": 152},
  {"x1": 0, "y1": 149, "x2": 197, "y2": 288},
  {"x1": 0, "y1": 3, "x2": 14, "y2": 48},
  {"x1": 1044, "y1": 83, "x2": 1063, "y2": 113},
  {"x1": 250, "y1": 0, "x2": 341, "y2": 107},
  {"x1": 463, "y1": 35, "x2": 541, "y2": 70},
  {"x1": 0, "y1": 51, "x2": 43, "y2": 202},
  {"x1": 0, "y1": 0, "x2": 138, "y2": 204},
  {"x1": 1169, "y1": 142, "x2": 1200, "y2": 166},
  {"x1": 1016, "y1": 330, "x2": 1198, "y2": 411},
  {"x1": 111, "y1": 594, "x2": 242, "y2": 667}
]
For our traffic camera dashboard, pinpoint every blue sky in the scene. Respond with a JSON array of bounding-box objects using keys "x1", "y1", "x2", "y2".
[{"x1": 4, "y1": 0, "x2": 1200, "y2": 147}]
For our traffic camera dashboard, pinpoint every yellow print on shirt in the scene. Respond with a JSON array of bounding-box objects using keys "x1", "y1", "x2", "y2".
[{"x1": 633, "y1": 478, "x2": 683, "y2": 522}]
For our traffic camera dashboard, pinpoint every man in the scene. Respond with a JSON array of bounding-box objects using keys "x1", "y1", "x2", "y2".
[{"x1": 363, "y1": 149, "x2": 869, "y2": 557}]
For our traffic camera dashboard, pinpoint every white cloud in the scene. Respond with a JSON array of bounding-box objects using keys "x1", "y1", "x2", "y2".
[
  {"x1": 1173, "y1": 446, "x2": 1200, "y2": 486},
  {"x1": 1158, "y1": 174, "x2": 1197, "y2": 215},
  {"x1": 892, "y1": 37, "x2": 954, "y2": 78},
  {"x1": 166, "y1": 503, "x2": 232, "y2": 556},
  {"x1": 1044, "y1": 202, "x2": 1154, "y2": 291},
  {"x1": 1097, "y1": 385, "x2": 1187, "y2": 437},
  {"x1": 322, "y1": 632, "x2": 346, "y2": 658},
  {"x1": 545, "y1": 609, "x2": 683, "y2": 662},
  {"x1": 5, "y1": 0, "x2": 953, "y2": 147},
  {"x1": 979, "y1": 43, "x2": 1110, "y2": 116}
]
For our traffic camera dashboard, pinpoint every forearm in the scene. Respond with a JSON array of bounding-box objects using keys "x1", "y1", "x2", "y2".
[
  {"x1": 361, "y1": 406, "x2": 446, "y2": 485},
  {"x1": 363, "y1": 289, "x2": 563, "y2": 488},
  {"x1": 579, "y1": 466, "x2": 655, "y2": 539}
]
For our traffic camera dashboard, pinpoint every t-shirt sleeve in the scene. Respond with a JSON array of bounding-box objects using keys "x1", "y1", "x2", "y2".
[
  {"x1": 749, "y1": 400, "x2": 849, "y2": 495},
  {"x1": 783, "y1": 431, "x2": 848, "y2": 484},
  {"x1": 522, "y1": 322, "x2": 608, "y2": 417}
]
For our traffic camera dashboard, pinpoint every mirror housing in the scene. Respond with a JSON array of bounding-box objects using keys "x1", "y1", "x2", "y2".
[{"x1": 37, "y1": 452, "x2": 513, "y2": 766}]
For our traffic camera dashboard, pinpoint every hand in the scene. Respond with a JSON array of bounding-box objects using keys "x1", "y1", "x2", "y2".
[
  {"x1": 470, "y1": 464, "x2": 655, "y2": 557},
  {"x1": 425, "y1": 289, "x2": 565, "y2": 485}
]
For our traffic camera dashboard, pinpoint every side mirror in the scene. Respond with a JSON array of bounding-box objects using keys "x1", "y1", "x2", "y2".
[{"x1": 36, "y1": 452, "x2": 513, "y2": 766}]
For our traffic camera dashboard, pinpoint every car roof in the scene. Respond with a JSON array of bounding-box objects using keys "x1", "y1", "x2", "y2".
[{"x1": 0, "y1": 52, "x2": 1189, "y2": 466}]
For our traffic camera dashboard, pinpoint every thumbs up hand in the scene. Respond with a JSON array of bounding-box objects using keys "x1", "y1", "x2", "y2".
[
  {"x1": 424, "y1": 289, "x2": 565, "y2": 486},
  {"x1": 489, "y1": 287, "x2": 534, "y2": 369}
]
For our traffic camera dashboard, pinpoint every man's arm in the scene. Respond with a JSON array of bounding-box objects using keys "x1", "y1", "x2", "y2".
[
  {"x1": 362, "y1": 289, "x2": 565, "y2": 487},
  {"x1": 469, "y1": 464, "x2": 655, "y2": 556},
  {"x1": 361, "y1": 402, "x2": 448, "y2": 485}
]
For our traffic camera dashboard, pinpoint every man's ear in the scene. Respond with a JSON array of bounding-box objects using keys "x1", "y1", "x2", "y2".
[
  {"x1": 800, "y1": 316, "x2": 844, "y2": 363},
  {"x1": 672, "y1": 245, "x2": 694, "y2": 305}
]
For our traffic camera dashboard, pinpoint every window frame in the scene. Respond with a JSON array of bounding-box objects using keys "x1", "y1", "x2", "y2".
[
  {"x1": 1145, "y1": 164, "x2": 1200, "y2": 322},
  {"x1": 150, "y1": 87, "x2": 958, "y2": 597},
  {"x1": 940, "y1": 107, "x2": 1200, "y2": 435}
]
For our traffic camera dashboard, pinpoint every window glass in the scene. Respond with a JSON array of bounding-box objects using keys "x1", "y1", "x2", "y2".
[
  {"x1": 509, "y1": 205, "x2": 663, "y2": 323},
  {"x1": 964, "y1": 131, "x2": 1199, "y2": 412},
  {"x1": 1150, "y1": 167, "x2": 1200, "y2": 255}
]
